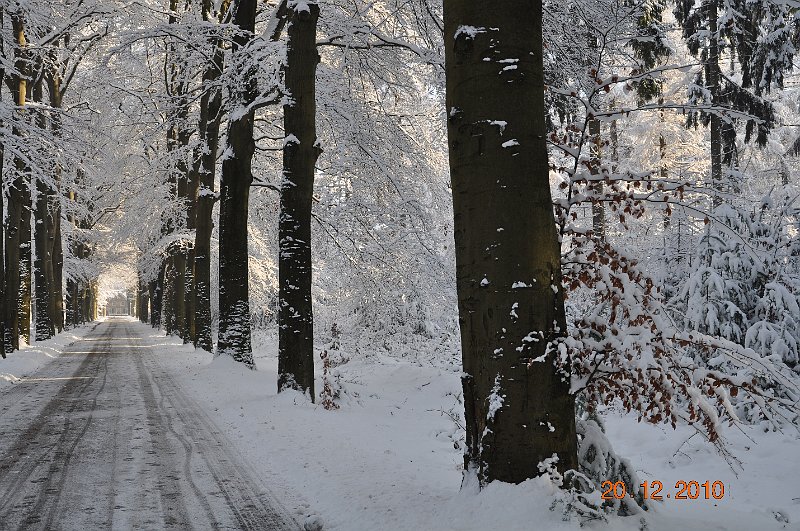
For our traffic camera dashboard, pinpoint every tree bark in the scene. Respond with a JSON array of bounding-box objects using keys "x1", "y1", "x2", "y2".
[
  {"x1": 4, "y1": 11, "x2": 28, "y2": 351},
  {"x1": 706, "y1": 0, "x2": 723, "y2": 208},
  {"x1": 217, "y1": 0, "x2": 257, "y2": 366},
  {"x1": 18, "y1": 176, "x2": 32, "y2": 345},
  {"x1": 277, "y1": 2, "x2": 320, "y2": 399},
  {"x1": 138, "y1": 278, "x2": 150, "y2": 323},
  {"x1": 0, "y1": 8, "x2": 6, "y2": 358},
  {"x1": 48, "y1": 71, "x2": 65, "y2": 332},
  {"x1": 589, "y1": 117, "x2": 605, "y2": 241},
  {"x1": 192, "y1": 0, "x2": 230, "y2": 353},
  {"x1": 444, "y1": 0, "x2": 578, "y2": 485},
  {"x1": 33, "y1": 76, "x2": 56, "y2": 341}
]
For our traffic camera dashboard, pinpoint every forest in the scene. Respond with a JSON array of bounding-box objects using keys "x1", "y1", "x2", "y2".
[{"x1": 0, "y1": 0, "x2": 799, "y2": 530}]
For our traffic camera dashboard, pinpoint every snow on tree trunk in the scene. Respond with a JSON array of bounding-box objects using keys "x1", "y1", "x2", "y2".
[
  {"x1": 444, "y1": 0, "x2": 578, "y2": 485},
  {"x1": 277, "y1": 0, "x2": 320, "y2": 399},
  {"x1": 192, "y1": 0, "x2": 230, "y2": 353},
  {"x1": 217, "y1": 0, "x2": 257, "y2": 367}
]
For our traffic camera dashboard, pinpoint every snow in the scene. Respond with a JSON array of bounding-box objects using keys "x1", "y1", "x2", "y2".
[
  {"x1": 486, "y1": 374, "x2": 504, "y2": 421},
  {"x1": 454, "y1": 26, "x2": 485, "y2": 40},
  {"x1": 29, "y1": 320, "x2": 793, "y2": 531},
  {"x1": 502, "y1": 139, "x2": 520, "y2": 148},
  {"x1": 0, "y1": 322, "x2": 99, "y2": 392}
]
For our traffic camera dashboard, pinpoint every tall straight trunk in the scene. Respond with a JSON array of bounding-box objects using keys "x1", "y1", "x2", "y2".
[
  {"x1": 175, "y1": 137, "x2": 190, "y2": 341},
  {"x1": 65, "y1": 279, "x2": 77, "y2": 327},
  {"x1": 587, "y1": 34, "x2": 604, "y2": 241},
  {"x1": 4, "y1": 178, "x2": 22, "y2": 351},
  {"x1": 138, "y1": 278, "x2": 149, "y2": 323},
  {"x1": 18, "y1": 176, "x2": 32, "y2": 345},
  {"x1": 163, "y1": 258, "x2": 177, "y2": 334},
  {"x1": 65, "y1": 189, "x2": 79, "y2": 328},
  {"x1": 34, "y1": 174, "x2": 56, "y2": 341},
  {"x1": 0, "y1": 9, "x2": 5, "y2": 358},
  {"x1": 277, "y1": 2, "x2": 320, "y2": 398},
  {"x1": 184, "y1": 185, "x2": 197, "y2": 344},
  {"x1": 659, "y1": 97, "x2": 670, "y2": 229},
  {"x1": 4, "y1": 11, "x2": 28, "y2": 351},
  {"x1": 0, "y1": 147, "x2": 4, "y2": 357},
  {"x1": 192, "y1": 0, "x2": 230, "y2": 352},
  {"x1": 217, "y1": 0, "x2": 257, "y2": 366},
  {"x1": 589, "y1": 117, "x2": 605, "y2": 241},
  {"x1": 444, "y1": 0, "x2": 578, "y2": 485},
  {"x1": 33, "y1": 76, "x2": 56, "y2": 341},
  {"x1": 48, "y1": 75, "x2": 65, "y2": 332},
  {"x1": 706, "y1": 0, "x2": 722, "y2": 208},
  {"x1": 150, "y1": 277, "x2": 163, "y2": 328},
  {"x1": 162, "y1": 0, "x2": 188, "y2": 338}
]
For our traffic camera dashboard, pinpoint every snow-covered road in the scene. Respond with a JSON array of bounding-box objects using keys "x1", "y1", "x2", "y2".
[{"x1": 0, "y1": 319, "x2": 298, "y2": 530}]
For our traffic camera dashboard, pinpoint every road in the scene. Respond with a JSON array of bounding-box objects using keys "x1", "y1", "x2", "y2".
[{"x1": 0, "y1": 319, "x2": 298, "y2": 530}]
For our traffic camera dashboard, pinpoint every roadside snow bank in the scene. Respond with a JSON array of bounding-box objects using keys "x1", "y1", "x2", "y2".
[
  {"x1": 0, "y1": 321, "x2": 99, "y2": 391},
  {"x1": 144, "y1": 323, "x2": 800, "y2": 531}
]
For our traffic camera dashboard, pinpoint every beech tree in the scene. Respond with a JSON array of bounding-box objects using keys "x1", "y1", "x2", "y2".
[
  {"x1": 191, "y1": 0, "x2": 230, "y2": 352},
  {"x1": 217, "y1": 0, "x2": 258, "y2": 365},
  {"x1": 444, "y1": 0, "x2": 578, "y2": 484},
  {"x1": 277, "y1": 0, "x2": 320, "y2": 397}
]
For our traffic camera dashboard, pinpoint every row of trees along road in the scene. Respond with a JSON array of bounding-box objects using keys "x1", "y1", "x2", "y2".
[{"x1": 2, "y1": 0, "x2": 800, "y2": 494}]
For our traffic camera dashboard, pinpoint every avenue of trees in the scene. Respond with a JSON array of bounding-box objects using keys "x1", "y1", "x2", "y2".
[{"x1": 1, "y1": 0, "x2": 799, "y2": 502}]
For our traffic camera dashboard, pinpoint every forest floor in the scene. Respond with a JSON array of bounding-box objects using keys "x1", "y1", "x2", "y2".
[
  {"x1": 0, "y1": 319, "x2": 297, "y2": 529},
  {"x1": 1, "y1": 318, "x2": 798, "y2": 530}
]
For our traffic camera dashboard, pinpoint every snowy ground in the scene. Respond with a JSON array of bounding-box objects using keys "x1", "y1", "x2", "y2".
[
  {"x1": 138, "y1": 319, "x2": 799, "y2": 531},
  {"x1": 0, "y1": 322, "x2": 99, "y2": 392}
]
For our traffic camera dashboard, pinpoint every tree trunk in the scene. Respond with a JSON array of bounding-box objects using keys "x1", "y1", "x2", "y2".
[
  {"x1": 0, "y1": 145, "x2": 4, "y2": 358},
  {"x1": 4, "y1": 11, "x2": 28, "y2": 351},
  {"x1": 589, "y1": 117, "x2": 605, "y2": 241},
  {"x1": 444, "y1": 0, "x2": 578, "y2": 485},
  {"x1": 18, "y1": 178, "x2": 32, "y2": 345},
  {"x1": 163, "y1": 258, "x2": 176, "y2": 334},
  {"x1": 48, "y1": 74, "x2": 65, "y2": 333},
  {"x1": 278, "y1": 2, "x2": 320, "y2": 399},
  {"x1": 217, "y1": 0, "x2": 257, "y2": 366},
  {"x1": 0, "y1": 9, "x2": 6, "y2": 358},
  {"x1": 33, "y1": 76, "x2": 56, "y2": 341},
  {"x1": 192, "y1": 0, "x2": 230, "y2": 353},
  {"x1": 706, "y1": 0, "x2": 722, "y2": 208},
  {"x1": 150, "y1": 277, "x2": 163, "y2": 328},
  {"x1": 138, "y1": 278, "x2": 149, "y2": 323}
]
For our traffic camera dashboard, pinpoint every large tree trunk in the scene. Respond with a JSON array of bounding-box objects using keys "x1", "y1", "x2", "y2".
[
  {"x1": 0, "y1": 9, "x2": 6, "y2": 358},
  {"x1": 5, "y1": 176, "x2": 22, "y2": 351},
  {"x1": 138, "y1": 278, "x2": 149, "y2": 323},
  {"x1": 18, "y1": 177, "x2": 32, "y2": 345},
  {"x1": 48, "y1": 75, "x2": 65, "y2": 333},
  {"x1": 5, "y1": 12, "x2": 28, "y2": 351},
  {"x1": 0, "y1": 143, "x2": 4, "y2": 359},
  {"x1": 444, "y1": 0, "x2": 578, "y2": 485},
  {"x1": 0, "y1": 146, "x2": 4, "y2": 357},
  {"x1": 150, "y1": 277, "x2": 163, "y2": 328},
  {"x1": 192, "y1": 0, "x2": 230, "y2": 352},
  {"x1": 33, "y1": 76, "x2": 56, "y2": 341},
  {"x1": 216, "y1": 0, "x2": 257, "y2": 366},
  {"x1": 163, "y1": 258, "x2": 177, "y2": 334},
  {"x1": 277, "y1": 2, "x2": 320, "y2": 399}
]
